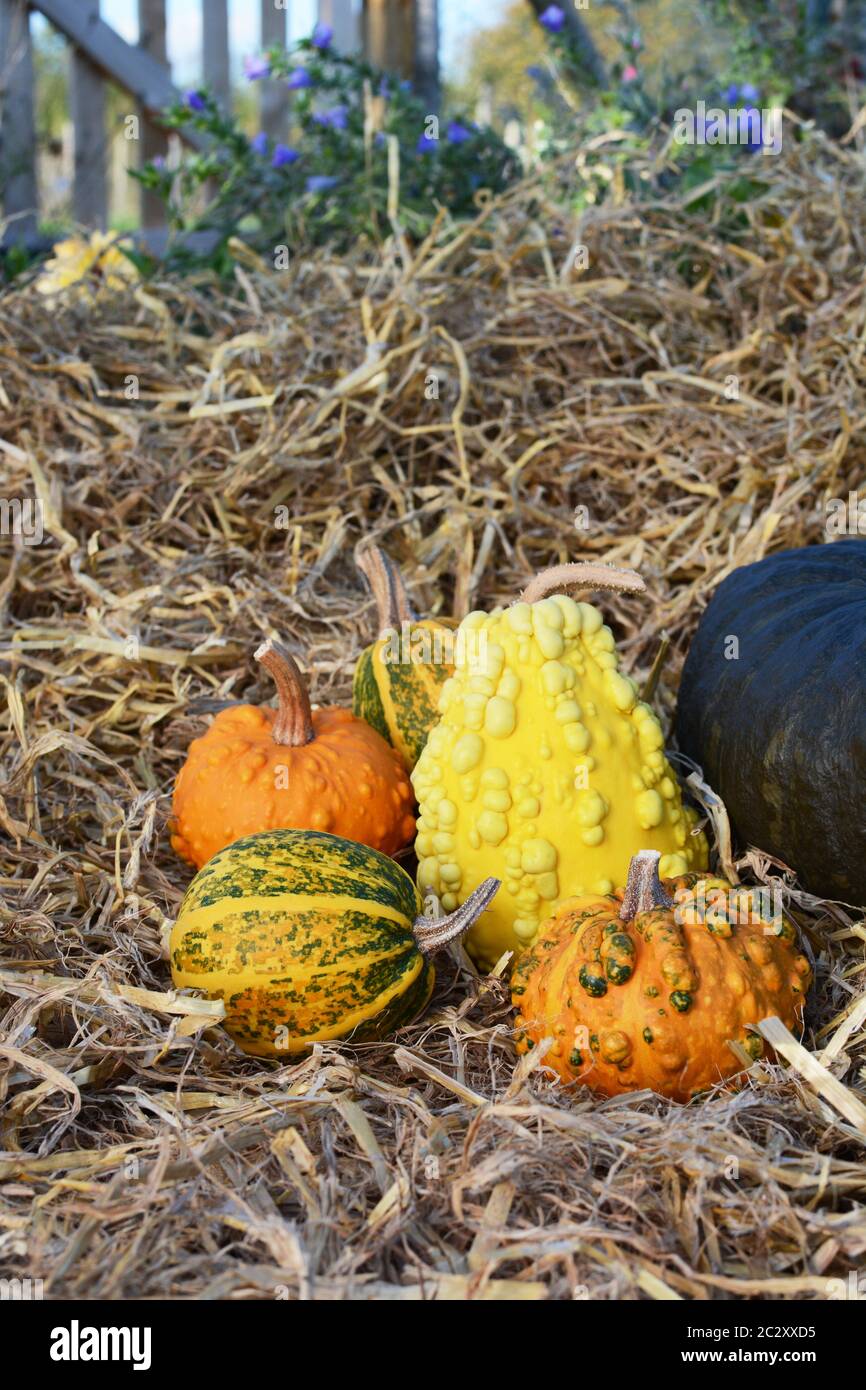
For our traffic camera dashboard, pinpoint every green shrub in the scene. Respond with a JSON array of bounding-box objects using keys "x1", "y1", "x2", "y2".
[{"x1": 135, "y1": 28, "x2": 521, "y2": 269}]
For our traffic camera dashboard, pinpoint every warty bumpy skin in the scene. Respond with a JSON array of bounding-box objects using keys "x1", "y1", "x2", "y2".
[{"x1": 411, "y1": 594, "x2": 708, "y2": 969}]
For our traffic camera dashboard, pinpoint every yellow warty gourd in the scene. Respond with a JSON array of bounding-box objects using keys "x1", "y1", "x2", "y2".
[{"x1": 410, "y1": 563, "x2": 709, "y2": 970}]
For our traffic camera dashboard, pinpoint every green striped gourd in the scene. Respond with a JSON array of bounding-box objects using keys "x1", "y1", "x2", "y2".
[
  {"x1": 170, "y1": 828, "x2": 499, "y2": 1057},
  {"x1": 352, "y1": 543, "x2": 457, "y2": 771}
]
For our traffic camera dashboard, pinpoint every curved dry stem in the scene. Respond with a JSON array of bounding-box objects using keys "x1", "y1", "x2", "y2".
[
  {"x1": 355, "y1": 542, "x2": 417, "y2": 634},
  {"x1": 413, "y1": 877, "x2": 501, "y2": 956},
  {"x1": 520, "y1": 562, "x2": 646, "y2": 605},
  {"x1": 255, "y1": 639, "x2": 315, "y2": 747},
  {"x1": 641, "y1": 632, "x2": 670, "y2": 704},
  {"x1": 619, "y1": 850, "x2": 674, "y2": 922}
]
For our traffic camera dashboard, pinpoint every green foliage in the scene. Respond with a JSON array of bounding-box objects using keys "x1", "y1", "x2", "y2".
[
  {"x1": 1, "y1": 242, "x2": 31, "y2": 285},
  {"x1": 452, "y1": 2, "x2": 730, "y2": 133},
  {"x1": 702, "y1": 0, "x2": 866, "y2": 133},
  {"x1": 447, "y1": 3, "x2": 550, "y2": 127},
  {"x1": 32, "y1": 22, "x2": 68, "y2": 143},
  {"x1": 477, "y1": 1, "x2": 785, "y2": 267},
  {"x1": 136, "y1": 35, "x2": 521, "y2": 268}
]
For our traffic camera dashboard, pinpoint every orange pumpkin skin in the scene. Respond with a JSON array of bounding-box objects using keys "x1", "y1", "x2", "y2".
[
  {"x1": 171, "y1": 649, "x2": 415, "y2": 870},
  {"x1": 512, "y1": 855, "x2": 812, "y2": 1103}
]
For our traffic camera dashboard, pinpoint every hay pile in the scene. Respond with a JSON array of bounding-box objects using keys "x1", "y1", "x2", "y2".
[{"x1": 1, "y1": 126, "x2": 865, "y2": 1301}]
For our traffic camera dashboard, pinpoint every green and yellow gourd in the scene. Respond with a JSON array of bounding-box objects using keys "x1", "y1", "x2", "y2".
[
  {"x1": 352, "y1": 543, "x2": 457, "y2": 771},
  {"x1": 411, "y1": 563, "x2": 709, "y2": 971},
  {"x1": 170, "y1": 827, "x2": 499, "y2": 1057}
]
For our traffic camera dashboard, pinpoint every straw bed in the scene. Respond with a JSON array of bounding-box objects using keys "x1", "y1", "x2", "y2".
[{"x1": 1, "y1": 127, "x2": 865, "y2": 1300}]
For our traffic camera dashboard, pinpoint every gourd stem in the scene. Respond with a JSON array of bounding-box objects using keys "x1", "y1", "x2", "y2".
[
  {"x1": 254, "y1": 639, "x2": 315, "y2": 747},
  {"x1": 619, "y1": 850, "x2": 674, "y2": 922},
  {"x1": 413, "y1": 877, "x2": 501, "y2": 956},
  {"x1": 641, "y1": 632, "x2": 670, "y2": 704},
  {"x1": 355, "y1": 542, "x2": 417, "y2": 635},
  {"x1": 520, "y1": 562, "x2": 646, "y2": 605}
]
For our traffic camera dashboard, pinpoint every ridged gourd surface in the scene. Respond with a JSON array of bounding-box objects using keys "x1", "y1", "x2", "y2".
[
  {"x1": 170, "y1": 829, "x2": 429, "y2": 1057},
  {"x1": 411, "y1": 595, "x2": 708, "y2": 969},
  {"x1": 353, "y1": 619, "x2": 455, "y2": 769}
]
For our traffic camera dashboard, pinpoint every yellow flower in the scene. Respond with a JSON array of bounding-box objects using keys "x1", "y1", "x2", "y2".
[{"x1": 35, "y1": 231, "x2": 139, "y2": 301}]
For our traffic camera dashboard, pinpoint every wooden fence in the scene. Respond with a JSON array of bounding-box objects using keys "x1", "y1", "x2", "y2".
[{"x1": 0, "y1": 0, "x2": 435, "y2": 244}]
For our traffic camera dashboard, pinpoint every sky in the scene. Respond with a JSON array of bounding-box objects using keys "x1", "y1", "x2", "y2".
[{"x1": 73, "y1": 1, "x2": 510, "y2": 83}]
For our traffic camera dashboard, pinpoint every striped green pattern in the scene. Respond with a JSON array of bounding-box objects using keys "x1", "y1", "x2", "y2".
[
  {"x1": 352, "y1": 619, "x2": 453, "y2": 770},
  {"x1": 171, "y1": 829, "x2": 429, "y2": 1057}
]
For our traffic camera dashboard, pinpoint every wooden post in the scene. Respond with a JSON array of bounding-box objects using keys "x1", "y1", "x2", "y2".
[
  {"x1": 203, "y1": 0, "x2": 230, "y2": 109},
  {"x1": 318, "y1": 0, "x2": 360, "y2": 55},
  {"x1": 0, "y1": 0, "x2": 38, "y2": 243},
  {"x1": 137, "y1": 0, "x2": 168, "y2": 227},
  {"x1": 414, "y1": 0, "x2": 439, "y2": 109},
  {"x1": 364, "y1": 0, "x2": 415, "y2": 79},
  {"x1": 71, "y1": 0, "x2": 108, "y2": 228},
  {"x1": 260, "y1": 0, "x2": 287, "y2": 138},
  {"x1": 34, "y1": 1, "x2": 207, "y2": 144}
]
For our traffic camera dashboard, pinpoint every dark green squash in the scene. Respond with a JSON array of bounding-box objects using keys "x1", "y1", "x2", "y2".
[{"x1": 675, "y1": 539, "x2": 866, "y2": 906}]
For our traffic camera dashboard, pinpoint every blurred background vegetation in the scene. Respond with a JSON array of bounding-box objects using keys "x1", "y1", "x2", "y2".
[
  {"x1": 448, "y1": 0, "x2": 729, "y2": 128},
  {"x1": 30, "y1": 1, "x2": 866, "y2": 160},
  {"x1": 12, "y1": 0, "x2": 866, "y2": 257}
]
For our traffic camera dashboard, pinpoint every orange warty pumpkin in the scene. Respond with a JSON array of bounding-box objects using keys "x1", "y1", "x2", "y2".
[
  {"x1": 170, "y1": 639, "x2": 416, "y2": 869},
  {"x1": 512, "y1": 850, "x2": 812, "y2": 1102}
]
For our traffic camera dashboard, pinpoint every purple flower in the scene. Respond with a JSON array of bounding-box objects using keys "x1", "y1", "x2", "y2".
[
  {"x1": 272, "y1": 143, "x2": 300, "y2": 167},
  {"x1": 306, "y1": 174, "x2": 338, "y2": 193},
  {"x1": 374, "y1": 131, "x2": 386, "y2": 148},
  {"x1": 250, "y1": 131, "x2": 268, "y2": 155},
  {"x1": 243, "y1": 54, "x2": 270, "y2": 81},
  {"x1": 446, "y1": 121, "x2": 472, "y2": 144},
  {"x1": 313, "y1": 105, "x2": 348, "y2": 130},
  {"x1": 379, "y1": 77, "x2": 391, "y2": 98},
  {"x1": 741, "y1": 106, "x2": 764, "y2": 152},
  {"x1": 152, "y1": 155, "x2": 166, "y2": 170},
  {"x1": 287, "y1": 67, "x2": 313, "y2": 90},
  {"x1": 312, "y1": 22, "x2": 333, "y2": 49},
  {"x1": 724, "y1": 81, "x2": 759, "y2": 105},
  {"x1": 416, "y1": 132, "x2": 437, "y2": 154},
  {"x1": 539, "y1": 5, "x2": 566, "y2": 33},
  {"x1": 525, "y1": 64, "x2": 546, "y2": 80},
  {"x1": 184, "y1": 90, "x2": 206, "y2": 111},
  {"x1": 698, "y1": 111, "x2": 729, "y2": 142}
]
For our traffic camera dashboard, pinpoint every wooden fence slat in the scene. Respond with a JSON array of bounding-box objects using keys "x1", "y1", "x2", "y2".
[
  {"x1": 138, "y1": 0, "x2": 168, "y2": 227},
  {"x1": 0, "y1": 0, "x2": 38, "y2": 243},
  {"x1": 364, "y1": 0, "x2": 415, "y2": 80},
  {"x1": 203, "y1": 0, "x2": 230, "y2": 108},
  {"x1": 318, "y1": 0, "x2": 360, "y2": 55},
  {"x1": 414, "y1": 0, "x2": 439, "y2": 110},
  {"x1": 260, "y1": 0, "x2": 287, "y2": 138},
  {"x1": 71, "y1": 0, "x2": 108, "y2": 228},
  {"x1": 31, "y1": 0, "x2": 199, "y2": 133}
]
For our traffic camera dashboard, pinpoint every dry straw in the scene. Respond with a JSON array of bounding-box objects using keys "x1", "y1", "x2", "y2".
[{"x1": 0, "y1": 126, "x2": 865, "y2": 1300}]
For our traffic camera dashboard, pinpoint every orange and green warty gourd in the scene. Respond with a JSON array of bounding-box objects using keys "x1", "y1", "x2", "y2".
[
  {"x1": 170, "y1": 639, "x2": 415, "y2": 869},
  {"x1": 512, "y1": 849, "x2": 812, "y2": 1102},
  {"x1": 410, "y1": 563, "x2": 708, "y2": 969},
  {"x1": 352, "y1": 542, "x2": 457, "y2": 771}
]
